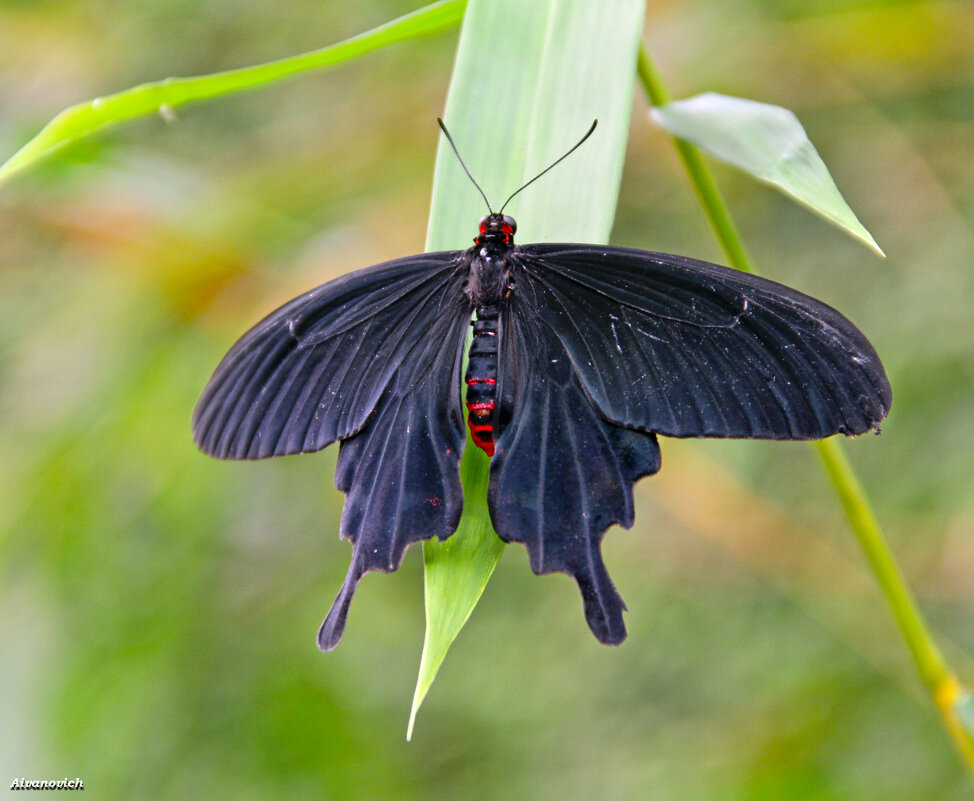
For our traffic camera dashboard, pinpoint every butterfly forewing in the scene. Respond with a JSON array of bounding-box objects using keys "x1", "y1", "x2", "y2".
[
  {"x1": 193, "y1": 252, "x2": 465, "y2": 458},
  {"x1": 516, "y1": 244, "x2": 891, "y2": 441}
]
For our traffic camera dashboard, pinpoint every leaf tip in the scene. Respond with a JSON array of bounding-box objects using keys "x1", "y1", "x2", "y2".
[
  {"x1": 407, "y1": 646, "x2": 434, "y2": 741},
  {"x1": 405, "y1": 702, "x2": 419, "y2": 742},
  {"x1": 834, "y1": 209, "x2": 885, "y2": 258},
  {"x1": 861, "y1": 232, "x2": 886, "y2": 259}
]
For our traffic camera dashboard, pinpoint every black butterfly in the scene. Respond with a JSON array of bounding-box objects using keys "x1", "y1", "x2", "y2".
[{"x1": 193, "y1": 121, "x2": 891, "y2": 649}]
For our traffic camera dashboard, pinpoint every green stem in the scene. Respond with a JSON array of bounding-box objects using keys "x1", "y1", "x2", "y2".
[
  {"x1": 636, "y1": 50, "x2": 752, "y2": 273},
  {"x1": 637, "y1": 42, "x2": 974, "y2": 773},
  {"x1": 813, "y1": 438, "x2": 946, "y2": 686}
]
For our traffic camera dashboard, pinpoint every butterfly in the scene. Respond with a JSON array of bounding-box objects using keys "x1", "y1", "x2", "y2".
[{"x1": 193, "y1": 121, "x2": 891, "y2": 649}]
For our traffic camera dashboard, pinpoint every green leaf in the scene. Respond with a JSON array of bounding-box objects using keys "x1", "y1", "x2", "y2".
[
  {"x1": 651, "y1": 92, "x2": 884, "y2": 257},
  {"x1": 410, "y1": 0, "x2": 644, "y2": 738},
  {"x1": 407, "y1": 443, "x2": 497, "y2": 741},
  {"x1": 0, "y1": 0, "x2": 465, "y2": 185}
]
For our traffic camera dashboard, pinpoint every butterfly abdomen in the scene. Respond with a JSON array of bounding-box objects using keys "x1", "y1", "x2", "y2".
[{"x1": 465, "y1": 306, "x2": 499, "y2": 457}]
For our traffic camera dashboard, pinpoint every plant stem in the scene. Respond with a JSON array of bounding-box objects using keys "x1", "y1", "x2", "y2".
[
  {"x1": 637, "y1": 42, "x2": 974, "y2": 773},
  {"x1": 636, "y1": 51, "x2": 753, "y2": 274}
]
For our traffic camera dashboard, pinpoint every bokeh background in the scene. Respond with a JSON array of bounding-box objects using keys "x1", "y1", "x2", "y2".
[{"x1": 1, "y1": 1, "x2": 973, "y2": 798}]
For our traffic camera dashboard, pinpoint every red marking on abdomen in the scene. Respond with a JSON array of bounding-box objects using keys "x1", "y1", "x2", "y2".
[
  {"x1": 468, "y1": 424, "x2": 495, "y2": 457},
  {"x1": 465, "y1": 398, "x2": 496, "y2": 456},
  {"x1": 465, "y1": 305, "x2": 500, "y2": 458}
]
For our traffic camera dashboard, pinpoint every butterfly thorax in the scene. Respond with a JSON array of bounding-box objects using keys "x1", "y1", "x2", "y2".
[{"x1": 463, "y1": 213, "x2": 516, "y2": 307}]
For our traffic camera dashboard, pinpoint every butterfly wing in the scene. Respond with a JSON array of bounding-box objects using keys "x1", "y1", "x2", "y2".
[
  {"x1": 194, "y1": 252, "x2": 468, "y2": 457},
  {"x1": 516, "y1": 244, "x2": 891, "y2": 439},
  {"x1": 320, "y1": 303, "x2": 470, "y2": 650},
  {"x1": 192, "y1": 252, "x2": 471, "y2": 650},
  {"x1": 490, "y1": 245, "x2": 891, "y2": 644},
  {"x1": 489, "y1": 287, "x2": 662, "y2": 644}
]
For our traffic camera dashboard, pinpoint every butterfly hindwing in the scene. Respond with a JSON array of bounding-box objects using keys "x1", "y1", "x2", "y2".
[
  {"x1": 516, "y1": 244, "x2": 891, "y2": 440},
  {"x1": 319, "y1": 302, "x2": 469, "y2": 650},
  {"x1": 489, "y1": 286, "x2": 662, "y2": 644}
]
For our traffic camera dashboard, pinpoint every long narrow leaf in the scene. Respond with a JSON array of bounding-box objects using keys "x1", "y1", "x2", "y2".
[
  {"x1": 0, "y1": 0, "x2": 465, "y2": 185},
  {"x1": 410, "y1": 0, "x2": 644, "y2": 738}
]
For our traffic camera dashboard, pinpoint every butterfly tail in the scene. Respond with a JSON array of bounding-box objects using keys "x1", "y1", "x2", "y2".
[
  {"x1": 571, "y1": 547, "x2": 629, "y2": 645},
  {"x1": 318, "y1": 549, "x2": 366, "y2": 651}
]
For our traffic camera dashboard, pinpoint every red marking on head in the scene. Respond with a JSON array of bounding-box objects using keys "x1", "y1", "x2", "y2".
[
  {"x1": 465, "y1": 377, "x2": 497, "y2": 385},
  {"x1": 466, "y1": 402, "x2": 495, "y2": 411}
]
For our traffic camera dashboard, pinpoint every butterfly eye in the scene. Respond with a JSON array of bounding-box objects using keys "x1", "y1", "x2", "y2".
[
  {"x1": 502, "y1": 216, "x2": 517, "y2": 235},
  {"x1": 478, "y1": 216, "x2": 489, "y2": 236}
]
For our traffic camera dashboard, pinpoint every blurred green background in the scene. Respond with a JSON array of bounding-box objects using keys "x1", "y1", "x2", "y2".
[{"x1": 1, "y1": 1, "x2": 973, "y2": 798}]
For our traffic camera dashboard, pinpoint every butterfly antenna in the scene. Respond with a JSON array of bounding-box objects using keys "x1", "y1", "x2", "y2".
[
  {"x1": 498, "y1": 119, "x2": 598, "y2": 214},
  {"x1": 437, "y1": 118, "x2": 494, "y2": 214}
]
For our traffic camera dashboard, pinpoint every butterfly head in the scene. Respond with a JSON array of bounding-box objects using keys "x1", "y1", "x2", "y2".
[{"x1": 477, "y1": 214, "x2": 517, "y2": 246}]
